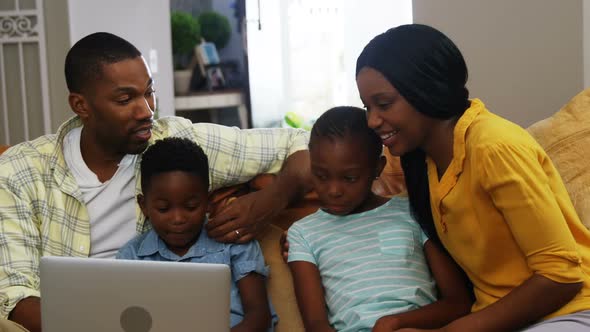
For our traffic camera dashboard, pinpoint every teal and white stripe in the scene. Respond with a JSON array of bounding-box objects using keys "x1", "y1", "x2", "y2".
[{"x1": 288, "y1": 197, "x2": 436, "y2": 332}]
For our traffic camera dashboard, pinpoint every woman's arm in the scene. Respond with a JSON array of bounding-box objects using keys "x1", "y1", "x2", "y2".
[
  {"x1": 443, "y1": 142, "x2": 585, "y2": 331},
  {"x1": 372, "y1": 240, "x2": 472, "y2": 331},
  {"x1": 396, "y1": 143, "x2": 588, "y2": 332},
  {"x1": 232, "y1": 273, "x2": 272, "y2": 332},
  {"x1": 289, "y1": 261, "x2": 336, "y2": 332},
  {"x1": 436, "y1": 275, "x2": 582, "y2": 332}
]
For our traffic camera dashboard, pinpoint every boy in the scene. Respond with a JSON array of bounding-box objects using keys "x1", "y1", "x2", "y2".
[
  {"x1": 287, "y1": 107, "x2": 472, "y2": 332},
  {"x1": 117, "y1": 137, "x2": 275, "y2": 331}
]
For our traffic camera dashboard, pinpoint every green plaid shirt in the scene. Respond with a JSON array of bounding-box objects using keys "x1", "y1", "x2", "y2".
[{"x1": 0, "y1": 116, "x2": 309, "y2": 317}]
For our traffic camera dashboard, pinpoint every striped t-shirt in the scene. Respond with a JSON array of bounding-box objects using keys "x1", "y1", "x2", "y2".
[{"x1": 287, "y1": 197, "x2": 436, "y2": 332}]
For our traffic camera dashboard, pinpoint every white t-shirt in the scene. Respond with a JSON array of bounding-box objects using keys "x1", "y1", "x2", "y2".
[{"x1": 63, "y1": 127, "x2": 138, "y2": 258}]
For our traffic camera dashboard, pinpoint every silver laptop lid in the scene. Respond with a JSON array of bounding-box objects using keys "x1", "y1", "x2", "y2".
[{"x1": 40, "y1": 256, "x2": 230, "y2": 332}]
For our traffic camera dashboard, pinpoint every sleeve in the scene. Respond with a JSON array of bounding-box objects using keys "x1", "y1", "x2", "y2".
[
  {"x1": 189, "y1": 123, "x2": 309, "y2": 190},
  {"x1": 419, "y1": 228, "x2": 430, "y2": 245},
  {"x1": 287, "y1": 223, "x2": 317, "y2": 265},
  {"x1": 229, "y1": 240, "x2": 269, "y2": 283},
  {"x1": 0, "y1": 175, "x2": 41, "y2": 318},
  {"x1": 477, "y1": 142, "x2": 584, "y2": 283}
]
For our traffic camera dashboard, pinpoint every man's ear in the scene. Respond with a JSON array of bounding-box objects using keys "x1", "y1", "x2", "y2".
[
  {"x1": 68, "y1": 93, "x2": 90, "y2": 119},
  {"x1": 375, "y1": 155, "x2": 387, "y2": 178},
  {"x1": 137, "y1": 194, "x2": 147, "y2": 216}
]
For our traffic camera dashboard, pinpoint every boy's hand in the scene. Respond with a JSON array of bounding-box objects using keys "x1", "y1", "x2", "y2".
[{"x1": 9, "y1": 297, "x2": 41, "y2": 332}]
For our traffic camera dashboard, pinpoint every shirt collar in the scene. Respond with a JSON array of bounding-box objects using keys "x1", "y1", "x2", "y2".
[
  {"x1": 51, "y1": 116, "x2": 84, "y2": 199},
  {"x1": 448, "y1": 98, "x2": 485, "y2": 177},
  {"x1": 427, "y1": 98, "x2": 485, "y2": 181},
  {"x1": 137, "y1": 223, "x2": 225, "y2": 260}
]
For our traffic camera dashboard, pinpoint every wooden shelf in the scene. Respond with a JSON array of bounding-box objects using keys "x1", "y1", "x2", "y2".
[{"x1": 174, "y1": 90, "x2": 248, "y2": 128}]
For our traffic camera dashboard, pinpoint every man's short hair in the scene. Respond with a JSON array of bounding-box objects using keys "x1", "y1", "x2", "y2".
[
  {"x1": 65, "y1": 32, "x2": 142, "y2": 93},
  {"x1": 140, "y1": 137, "x2": 210, "y2": 194}
]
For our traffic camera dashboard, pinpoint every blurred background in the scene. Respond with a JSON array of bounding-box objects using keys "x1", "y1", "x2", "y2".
[{"x1": 0, "y1": 0, "x2": 586, "y2": 145}]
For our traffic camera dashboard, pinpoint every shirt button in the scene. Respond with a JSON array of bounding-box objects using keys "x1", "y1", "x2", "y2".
[
  {"x1": 79, "y1": 245, "x2": 85, "y2": 251},
  {"x1": 440, "y1": 219, "x2": 448, "y2": 233}
]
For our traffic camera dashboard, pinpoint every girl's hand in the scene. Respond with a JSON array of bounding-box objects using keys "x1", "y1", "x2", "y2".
[
  {"x1": 372, "y1": 315, "x2": 401, "y2": 331},
  {"x1": 280, "y1": 230, "x2": 289, "y2": 263}
]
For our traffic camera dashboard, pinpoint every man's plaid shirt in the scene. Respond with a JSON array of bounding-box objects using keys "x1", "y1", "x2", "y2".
[{"x1": 0, "y1": 115, "x2": 309, "y2": 317}]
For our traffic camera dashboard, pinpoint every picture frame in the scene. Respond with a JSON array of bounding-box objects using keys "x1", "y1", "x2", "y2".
[
  {"x1": 205, "y1": 65, "x2": 226, "y2": 90},
  {"x1": 195, "y1": 40, "x2": 227, "y2": 91}
]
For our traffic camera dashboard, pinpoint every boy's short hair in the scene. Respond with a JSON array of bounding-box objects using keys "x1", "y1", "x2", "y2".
[
  {"x1": 65, "y1": 32, "x2": 142, "y2": 93},
  {"x1": 140, "y1": 137, "x2": 209, "y2": 193},
  {"x1": 310, "y1": 106, "x2": 383, "y2": 163}
]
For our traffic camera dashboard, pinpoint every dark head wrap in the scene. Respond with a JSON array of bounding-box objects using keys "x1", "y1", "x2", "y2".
[
  {"x1": 356, "y1": 24, "x2": 472, "y2": 247},
  {"x1": 356, "y1": 24, "x2": 470, "y2": 119}
]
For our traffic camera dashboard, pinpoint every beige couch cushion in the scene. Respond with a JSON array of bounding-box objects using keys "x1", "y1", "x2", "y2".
[
  {"x1": 527, "y1": 89, "x2": 590, "y2": 229},
  {"x1": 258, "y1": 225, "x2": 304, "y2": 331}
]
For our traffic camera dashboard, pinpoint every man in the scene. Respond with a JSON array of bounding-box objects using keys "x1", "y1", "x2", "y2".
[{"x1": 0, "y1": 32, "x2": 310, "y2": 332}]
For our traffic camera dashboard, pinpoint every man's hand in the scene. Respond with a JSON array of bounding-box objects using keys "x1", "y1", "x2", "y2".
[
  {"x1": 207, "y1": 150, "x2": 311, "y2": 243},
  {"x1": 9, "y1": 297, "x2": 41, "y2": 332},
  {"x1": 207, "y1": 187, "x2": 285, "y2": 243}
]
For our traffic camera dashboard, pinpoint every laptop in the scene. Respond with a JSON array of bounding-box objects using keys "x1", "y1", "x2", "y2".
[{"x1": 40, "y1": 256, "x2": 231, "y2": 332}]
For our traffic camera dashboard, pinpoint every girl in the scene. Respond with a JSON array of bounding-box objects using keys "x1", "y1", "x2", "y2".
[{"x1": 287, "y1": 107, "x2": 472, "y2": 332}]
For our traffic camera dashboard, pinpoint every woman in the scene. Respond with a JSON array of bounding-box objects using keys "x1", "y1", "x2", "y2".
[{"x1": 356, "y1": 24, "x2": 590, "y2": 331}]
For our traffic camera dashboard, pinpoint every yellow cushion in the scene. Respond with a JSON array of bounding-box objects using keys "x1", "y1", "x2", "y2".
[
  {"x1": 258, "y1": 225, "x2": 304, "y2": 331},
  {"x1": 527, "y1": 89, "x2": 590, "y2": 229}
]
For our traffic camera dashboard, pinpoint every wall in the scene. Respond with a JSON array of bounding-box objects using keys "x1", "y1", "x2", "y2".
[
  {"x1": 67, "y1": 0, "x2": 175, "y2": 118},
  {"x1": 44, "y1": 0, "x2": 71, "y2": 129},
  {"x1": 585, "y1": 0, "x2": 590, "y2": 88},
  {"x1": 0, "y1": 0, "x2": 54, "y2": 144},
  {"x1": 413, "y1": 0, "x2": 584, "y2": 127}
]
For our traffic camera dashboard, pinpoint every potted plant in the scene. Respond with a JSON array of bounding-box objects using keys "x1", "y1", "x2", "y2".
[
  {"x1": 198, "y1": 11, "x2": 231, "y2": 51},
  {"x1": 171, "y1": 11, "x2": 201, "y2": 95}
]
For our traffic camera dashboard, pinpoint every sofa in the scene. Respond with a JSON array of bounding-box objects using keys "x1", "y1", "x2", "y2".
[{"x1": 210, "y1": 88, "x2": 590, "y2": 331}]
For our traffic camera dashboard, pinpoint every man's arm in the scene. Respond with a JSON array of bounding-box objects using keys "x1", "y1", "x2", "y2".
[
  {"x1": 0, "y1": 167, "x2": 42, "y2": 330},
  {"x1": 175, "y1": 121, "x2": 310, "y2": 243},
  {"x1": 207, "y1": 149, "x2": 312, "y2": 243}
]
